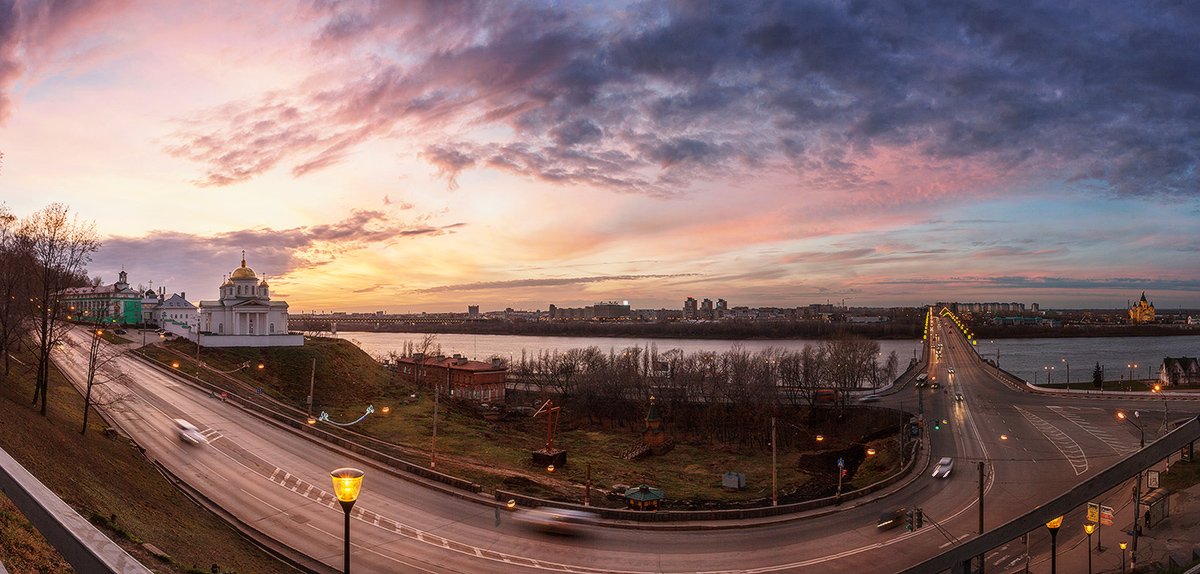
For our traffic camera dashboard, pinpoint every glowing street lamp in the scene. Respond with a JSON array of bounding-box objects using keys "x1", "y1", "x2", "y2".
[
  {"x1": 330, "y1": 468, "x2": 364, "y2": 574},
  {"x1": 1120, "y1": 541, "x2": 1128, "y2": 573},
  {"x1": 1084, "y1": 522, "x2": 1095, "y2": 574},
  {"x1": 1046, "y1": 516, "x2": 1063, "y2": 574}
]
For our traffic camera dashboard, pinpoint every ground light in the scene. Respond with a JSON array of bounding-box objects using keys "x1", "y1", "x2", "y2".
[{"x1": 331, "y1": 468, "x2": 364, "y2": 574}]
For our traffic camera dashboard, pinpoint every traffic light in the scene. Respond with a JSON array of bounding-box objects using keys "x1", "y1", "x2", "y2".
[
  {"x1": 905, "y1": 509, "x2": 914, "y2": 531},
  {"x1": 915, "y1": 508, "x2": 923, "y2": 529}
]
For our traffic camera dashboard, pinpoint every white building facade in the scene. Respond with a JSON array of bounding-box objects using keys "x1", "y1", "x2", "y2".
[{"x1": 196, "y1": 254, "x2": 302, "y2": 347}]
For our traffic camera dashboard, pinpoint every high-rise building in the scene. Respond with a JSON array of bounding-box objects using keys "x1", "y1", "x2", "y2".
[
  {"x1": 716, "y1": 298, "x2": 728, "y2": 318},
  {"x1": 684, "y1": 297, "x2": 698, "y2": 319},
  {"x1": 701, "y1": 298, "x2": 714, "y2": 320}
]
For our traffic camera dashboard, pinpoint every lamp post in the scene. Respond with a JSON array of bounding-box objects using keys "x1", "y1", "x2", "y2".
[
  {"x1": 331, "y1": 468, "x2": 364, "y2": 574},
  {"x1": 1084, "y1": 522, "x2": 1094, "y2": 574},
  {"x1": 1062, "y1": 358, "x2": 1069, "y2": 390},
  {"x1": 1118, "y1": 411, "x2": 1144, "y2": 560},
  {"x1": 1046, "y1": 516, "x2": 1063, "y2": 574},
  {"x1": 1120, "y1": 541, "x2": 1127, "y2": 573},
  {"x1": 1153, "y1": 384, "x2": 1169, "y2": 434}
]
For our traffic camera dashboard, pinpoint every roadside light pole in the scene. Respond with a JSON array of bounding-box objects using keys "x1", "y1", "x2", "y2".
[
  {"x1": 1118, "y1": 411, "x2": 1144, "y2": 560},
  {"x1": 1084, "y1": 522, "x2": 1094, "y2": 574},
  {"x1": 1046, "y1": 516, "x2": 1063, "y2": 574},
  {"x1": 1062, "y1": 358, "x2": 1069, "y2": 390},
  {"x1": 331, "y1": 468, "x2": 364, "y2": 574}
]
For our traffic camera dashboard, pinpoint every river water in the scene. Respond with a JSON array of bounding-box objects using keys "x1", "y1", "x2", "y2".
[{"x1": 335, "y1": 331, "x2": 1200, "y2": 384}]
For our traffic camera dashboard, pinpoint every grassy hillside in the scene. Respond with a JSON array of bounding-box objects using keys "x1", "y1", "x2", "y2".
[
  {"x1": 0, "y1": 344, "x2": 297, "y2": 574},
  {"x1": 146, "y1": 336, "x2": 902, "y2": 509}
]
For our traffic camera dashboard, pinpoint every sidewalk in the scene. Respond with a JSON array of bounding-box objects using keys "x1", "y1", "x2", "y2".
[{"x1": 1131, "y1": 481, "x2": 1200, "y2": 571}]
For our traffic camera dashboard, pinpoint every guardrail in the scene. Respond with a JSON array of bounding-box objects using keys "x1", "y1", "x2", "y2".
[{"x1": 0, "y1": 447, "x2": 152, "y2": 574}]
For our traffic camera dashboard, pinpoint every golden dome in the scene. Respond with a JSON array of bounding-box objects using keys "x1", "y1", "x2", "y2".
[{"x1": 231, "y1": 252, "x2": 256, "y2": 279}]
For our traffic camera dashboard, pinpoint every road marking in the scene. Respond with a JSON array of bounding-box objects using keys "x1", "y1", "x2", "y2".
[
  {"x1": 939, "y1": 534, "x2": 972, "y2": 548},
  {"x1": 1048, "y1": 406, "x2": 1137, "y2": 455},
  {"x1": 1016, "y1": 407, "x2": 1088, "y2": 475}
]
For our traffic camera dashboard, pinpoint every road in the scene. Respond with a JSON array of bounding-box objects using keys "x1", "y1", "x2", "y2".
[{"x1": 50, "y1": 319, "x2": 1198, "y2": 574}]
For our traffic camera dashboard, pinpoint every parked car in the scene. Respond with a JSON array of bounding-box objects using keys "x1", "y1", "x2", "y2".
[
  {"x1": 173, "y1": 419, "x2": 204, "y2": 445},
  {"x1": 932, "y1": 457, "x2": 954, "y2": 478},
  {"x1": 513, "y1": 508, "x2": 598, "y2": 535},
  {"x1": 877, "y1": 508, "x2": 906, "y2": 530},
  {"x1": 114, "y1": 329, "x2": 126, "y2": 335}
]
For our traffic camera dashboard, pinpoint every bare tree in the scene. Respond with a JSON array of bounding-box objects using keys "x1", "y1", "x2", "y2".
[
  {"x1": 21, "y1": 204, "x2": 101, "y2": 415},
  {"x1": 80, "y1": 323, "x2": 130, "y2": 434},
  {"x1": 0, "y1": 203, "x2": 31, "y2": 376}
]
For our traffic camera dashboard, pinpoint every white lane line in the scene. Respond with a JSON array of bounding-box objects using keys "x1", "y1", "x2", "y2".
[
  {"x1": 940, "y1": 534, "x2": 972, "y2": 548},
  {"x1": 1016, "y1": 407, "x2": 1088, "y2": 475}
]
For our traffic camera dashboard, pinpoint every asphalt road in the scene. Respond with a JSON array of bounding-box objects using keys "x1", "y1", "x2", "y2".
[{"x1": 50, "y1": 321, "x2": 1199, "y2": 574}]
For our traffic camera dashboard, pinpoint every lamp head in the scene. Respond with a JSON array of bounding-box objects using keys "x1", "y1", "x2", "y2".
[
  {"x1": 1046, "y1": 516, "x2": 1063, "y2": 531},
  {"x1": 330, "y1": 468, "x2": 364, "y2": 503},
  {"x1": 1084, "y1": 523, "x2": 1095, "y2": 535},
  {"x1": 1120, "y1": 541, "x2": 1127, "y2": 550}
]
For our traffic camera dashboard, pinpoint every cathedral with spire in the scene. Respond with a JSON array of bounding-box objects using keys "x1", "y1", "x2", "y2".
[
  {"x1": 196, "y1": 252, "x2": 302, "y2": 347},
  {"x1": 1129, "y1": 291, "x2": 1156, "y2": 324}
]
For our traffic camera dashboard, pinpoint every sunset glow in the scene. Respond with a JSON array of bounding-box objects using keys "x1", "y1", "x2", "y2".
[{"x1": 2, "y1": 1, "x2": 1198, "y2": 311}]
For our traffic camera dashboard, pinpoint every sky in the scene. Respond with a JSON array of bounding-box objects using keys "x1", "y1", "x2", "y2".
[{"x1": 1, "y1": 0, "x2": 1199, "y2": 313}]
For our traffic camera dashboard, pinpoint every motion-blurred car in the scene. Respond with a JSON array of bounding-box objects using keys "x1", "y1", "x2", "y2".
[
  {"x1": 947, "y1": 367, "x2": 954, "y2": 374},
  {"x1": 955, "y1": 392, "x2": 964, "y2": 402},
  {"x1": 858, "y1": 395, "x2": 881, "y2": 403},
  {"x1": 932, "y1": 457, "x2": 954, "y2": 478},
  {"x1": 513, "y1": 508, "x2": 598, "y2": 535},
  {"x1": 173, "y1": 419, "x2": 204, "y2": 445},
  {"x1": 877, "y1": 508, "x2": 906, "y2": 530}
]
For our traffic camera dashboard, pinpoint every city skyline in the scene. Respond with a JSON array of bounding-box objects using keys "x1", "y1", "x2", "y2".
[{"x1": 2, "y1": 1, "x2": 1199, "y2": 312}]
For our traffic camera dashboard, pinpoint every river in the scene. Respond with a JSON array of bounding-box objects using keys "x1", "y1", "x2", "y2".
[{"x1": 336, "y1": 331, "x2": 1200, "y2": 385}]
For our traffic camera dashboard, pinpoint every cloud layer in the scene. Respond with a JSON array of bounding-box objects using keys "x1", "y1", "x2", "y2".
[{"x1": 160, "y1": 0, "x2": 1200, "y2": 201}]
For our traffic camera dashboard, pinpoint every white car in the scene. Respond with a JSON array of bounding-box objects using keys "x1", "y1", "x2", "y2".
[
  {"x1": 932, "y1": 457, "x2": 953, "y2": 478},
  {"x1": 173, "y1": 419, "x2": 205, "y2": 445}
]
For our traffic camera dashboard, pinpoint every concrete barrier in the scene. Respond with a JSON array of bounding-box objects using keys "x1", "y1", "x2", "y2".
[{"x1": 0, "y1": 447, "x2": 152, "y2": 574}]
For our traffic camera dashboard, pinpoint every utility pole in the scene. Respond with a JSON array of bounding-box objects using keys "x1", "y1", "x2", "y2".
[
  {"x1": 772, "y1": 417, "x2": 778, "y2": 506},
  {"x1": 978, "y1": 461, "x2": 986, "y2": 574},
  {"x1": 307, "y1": 358, "x2": 316, "y2": 418}
]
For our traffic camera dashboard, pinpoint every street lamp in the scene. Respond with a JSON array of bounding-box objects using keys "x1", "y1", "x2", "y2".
[
  {"x1": 1153, "y1": 384, "x2": 1169, "y2": 433},
  {"x1": 1120, "y1": 541, "x2": 1127, "y2": 573},
  {"x1": 1046, "y1": 516, "x2": 1063, "y2": 574},
  {"x1": 1117, "y1": 411, "x2": 1144, "y2": 559},
  {"x1": 331, "y1": 468, "x2": 364, "y2": 574},
  {"x1": 1062, "y1": 358, "x2": 1070, "y2": 390},
  {"x1": 1084, "y1": 522, "x2": 1094, "y2": 574}
]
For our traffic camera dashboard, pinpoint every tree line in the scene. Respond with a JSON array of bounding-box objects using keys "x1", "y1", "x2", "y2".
[
  {"x1": 503, "y1": 338, "x2": 901, "y2": 447},
  {"x1": 0, "y1": 203, "x2": 101, "y2": 416}
]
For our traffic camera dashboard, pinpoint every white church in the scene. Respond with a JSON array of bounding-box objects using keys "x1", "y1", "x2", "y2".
[{"x1": 195, "y1": 252, "x2": 303, "y2": 347}]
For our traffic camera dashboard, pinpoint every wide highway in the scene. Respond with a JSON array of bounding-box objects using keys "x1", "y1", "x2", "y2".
[{"x1": 50, "y1": 315, "x2": 1196, "y2": 574}]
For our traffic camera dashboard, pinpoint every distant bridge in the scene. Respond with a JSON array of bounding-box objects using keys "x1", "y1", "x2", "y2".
[{"x1": 290, "y1": 314, "x2": 482, "y2": 332}]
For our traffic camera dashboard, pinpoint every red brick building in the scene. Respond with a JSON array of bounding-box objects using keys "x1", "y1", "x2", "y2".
[{"x1": 395, "y1": 354, "x2": 507, "y2": 404}]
